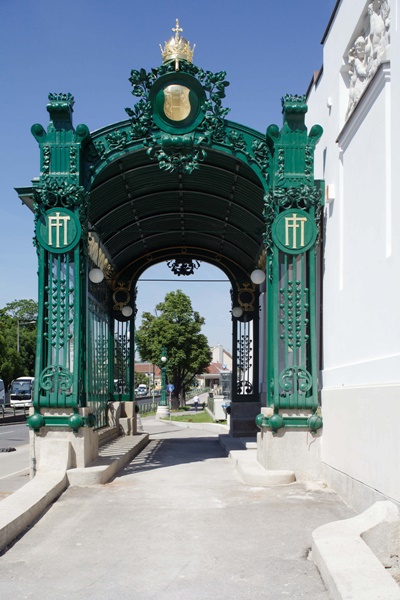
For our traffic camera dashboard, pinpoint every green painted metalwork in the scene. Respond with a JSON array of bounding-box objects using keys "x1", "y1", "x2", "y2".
[
  {"x1": 87, "y1": 293, "x2": 110, "y2": 429},
  {"x1": 26, "y1": 47, "x2": 324, "y2": 436},
  {"x1": 259, "y1": 95, "x2": 324, "y2": 431},
  {"x1": 30, "y1": 94, "x2": 93, "y2": 428},
  {"x1": 27, "y1": 410, "x2": 95, "y2": 432}
]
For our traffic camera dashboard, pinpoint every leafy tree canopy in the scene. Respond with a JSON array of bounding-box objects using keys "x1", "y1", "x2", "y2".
[
  {"x1": 136, "y1": 290, "x2": 211, "y2": 404},
  {"x1": 2, "y1": 299, "x2": 38, "y2": 321},
  {"x1": 134, "y1": 371, "x2": 149, "y2": 387},
  {"x1": 0, "y1": 299, "x2": 38, "y2": 386}
]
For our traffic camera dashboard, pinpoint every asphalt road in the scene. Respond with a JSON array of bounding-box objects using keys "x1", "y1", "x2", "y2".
[
  {"x1": 0, "y1": 423, "x2": 31, "y2": 498},
  {"x1": 0, "y1": 422, "x2": 30, "y2": 447}
]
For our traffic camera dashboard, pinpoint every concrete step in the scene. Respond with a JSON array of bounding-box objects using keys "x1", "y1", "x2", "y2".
[
  {"x1": 67, "y1": 433, "x2": 149, "y2": 486},
  {"x1": 219, "y1": 434, "x2": 295, "y2": 486}
]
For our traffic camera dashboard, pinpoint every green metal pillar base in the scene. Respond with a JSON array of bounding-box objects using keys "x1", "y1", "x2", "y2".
[
  {"x1": 27, "y1": 408, "x2": 96, "y2": 432},
  {"x1": 255, "y1": 410, "x2": 322, "y2": 433}
]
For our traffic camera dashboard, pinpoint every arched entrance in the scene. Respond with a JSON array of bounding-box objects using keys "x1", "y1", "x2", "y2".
[{"x1": 20, "y1": 23, "x2": 323, "y2": 465}]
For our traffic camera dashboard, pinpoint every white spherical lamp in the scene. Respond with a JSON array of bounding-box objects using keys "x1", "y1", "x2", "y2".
[
  {"x1": 89, "y1": 268, "x2": 104, "y2": 284},
  {"x1": 121, "y1": 306, "x2": 133, "y2": 317},
  {"x1": 161, "y1": 356, "x2": 167, "y2": 363},
  {"x1": 232, "y1": 306, "x2": 243, "y2": 318},
  {"x1": 250, "y1": 269, "x2": 266, "y2": 285}
]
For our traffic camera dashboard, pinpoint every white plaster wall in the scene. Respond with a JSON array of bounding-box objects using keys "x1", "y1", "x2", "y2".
[
  {"x1": 324, "y1": 76, "x2": 399, "y2": 386},
  {"x1": 322, "y1": 385, "x2": 400, "y2": 502},
  {"x1": 307, "y1": 0, "x2": 400, "y2": 506}
]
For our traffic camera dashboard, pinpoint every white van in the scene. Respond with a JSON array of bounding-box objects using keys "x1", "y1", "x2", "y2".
[
  {"x1": 0, "y1": 379, "x2": 5, "y2": 405},
  {"x1": 9, "y1": 376, "x2": 35, "y2": 408}
]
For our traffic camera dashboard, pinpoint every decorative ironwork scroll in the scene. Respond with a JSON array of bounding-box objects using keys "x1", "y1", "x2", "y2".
[
  {"x1": 236, "y1": 320, "x2": 254, "y2": 396},
  {"x1": 167, "y1": 259, "x2": 200, "y2": 276}
]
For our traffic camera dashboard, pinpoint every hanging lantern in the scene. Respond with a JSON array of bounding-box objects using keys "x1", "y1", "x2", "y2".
[
  {"x1": 232, "y1": 306, "x2": 243, "y2": 318},
  {"x1": 89, "y1": 268, "x2": 104, "y2": 284},
  {"x1": 250, "y1": 269, "x2": 266, "y2": 285},
  {"x1": 121, "y1": 306, "x2": 133, "y2": 317}
]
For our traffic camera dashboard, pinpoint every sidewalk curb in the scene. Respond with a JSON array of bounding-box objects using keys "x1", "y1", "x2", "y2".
[
  {"x1": 0, "y1": 471, "x2": 68, "y2": 553},
  {"x1": 312, "y1": 501, "x2": 400, "y2": 600},
  {"x1": 0, "y1": 433, "x2": 149, "y2": 553}
]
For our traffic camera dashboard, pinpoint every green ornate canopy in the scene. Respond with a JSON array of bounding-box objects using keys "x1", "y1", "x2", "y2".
[
  {"x1": 88, "y1": 130, "x2": 266, "y2": 284},
  {"x1": 85, "y1": 59, "x2": 271, "y2": 286},
  {"x1": 16, "y1": 23, "x2": 324, "y2": 435}
]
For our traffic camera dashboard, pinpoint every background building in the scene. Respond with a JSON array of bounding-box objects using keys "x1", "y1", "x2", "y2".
[
  {"x1": 135, "y1": 346, "x2": 232, "y2": 393},
  {"x1": 210, "y1": 344, "x2": 233, "y2": 370},
  {"x1": 134, "y1": 363, "x2": 161, "y2": 391}
]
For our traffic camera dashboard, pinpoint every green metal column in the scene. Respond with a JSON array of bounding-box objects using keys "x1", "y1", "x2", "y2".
[
  {"x1": 257, "y1": 95, "x2": 324, "y2": 433},
  {"x1": 27, "y1": 93, "x2": 94, "y2": 431}
]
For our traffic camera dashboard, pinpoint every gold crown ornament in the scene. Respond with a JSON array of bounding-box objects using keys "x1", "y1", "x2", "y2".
[{"x1": 160, "y1": 19, "x2": 195, "y2": 70}]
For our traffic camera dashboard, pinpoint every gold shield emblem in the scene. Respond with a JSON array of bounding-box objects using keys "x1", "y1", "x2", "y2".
[{"x1": 163, "y1": 85, "x2": 191, "y2": 121}]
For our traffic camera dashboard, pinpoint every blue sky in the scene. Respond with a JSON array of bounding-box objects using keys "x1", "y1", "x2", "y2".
[{"x1": 0, "y1": 0, "x2": 336, "y2": 353}]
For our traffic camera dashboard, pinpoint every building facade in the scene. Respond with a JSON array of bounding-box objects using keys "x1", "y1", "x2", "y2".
[{"x1": 306, "y1": 0, "x2": 399, "y2": 511}]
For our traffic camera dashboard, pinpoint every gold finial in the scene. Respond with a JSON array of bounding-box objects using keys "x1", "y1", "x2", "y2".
[
  {"x1": 172, "y1": 19, "x2": 183, "y2": 40},
  {"x1": 160, "y1": 19, "x2": 195, "y2": 70}
]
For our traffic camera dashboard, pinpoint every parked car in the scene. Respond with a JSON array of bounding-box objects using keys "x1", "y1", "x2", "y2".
[{"x1": 135, "y1": 384, "x2": 148, "y2": 396}]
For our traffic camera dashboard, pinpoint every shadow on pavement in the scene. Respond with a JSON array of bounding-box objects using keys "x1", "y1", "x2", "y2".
[{"x1": 112, "y1": 436, "x2": 225, "y2": 479}]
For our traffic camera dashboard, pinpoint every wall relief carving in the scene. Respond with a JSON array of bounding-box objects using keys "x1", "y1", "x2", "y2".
[{"x1": 345, "y1": 0, "x2": 390, "y2": 120}]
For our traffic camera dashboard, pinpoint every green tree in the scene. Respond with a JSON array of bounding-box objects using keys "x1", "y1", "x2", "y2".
[
  {"x1": 134, "y1": 371, "x2": 149, "y2": 388},
  {"x1": 136, "y1": 290, "x2": 211, "y2": 406},
  {"x1": 0, "y1": 299, "x2": 38, "y2": 386}
]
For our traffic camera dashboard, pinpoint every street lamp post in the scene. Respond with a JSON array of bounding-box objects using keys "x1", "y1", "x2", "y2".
[
  {"x1": 156, "y1": 346, "x2": 170, "y2": 419},
  {"x1": 151, "y1": 363, "x2": 155, "y2": 410}
]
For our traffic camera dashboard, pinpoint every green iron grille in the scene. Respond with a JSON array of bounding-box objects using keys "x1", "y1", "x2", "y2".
[
  {"x1": 275, "y1": 250, "x2": 317, "y2": 410},
  {"x1": 87, "y1": 294, "x2": 111, "y2": 429}
]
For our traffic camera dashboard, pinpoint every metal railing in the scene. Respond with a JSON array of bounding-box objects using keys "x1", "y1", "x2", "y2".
[
  {"x1": 0, "y1": 404, "x2": 30, "y2": 420},
  {"x1": 136, "y1": 395, "x2": 161, "y2": 415}
]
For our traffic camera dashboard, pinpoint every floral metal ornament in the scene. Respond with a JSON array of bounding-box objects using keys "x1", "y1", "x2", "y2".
[
  {"x1": 33, "y1": 177, "x2": 87, "y2": 210},
  {"x1": 167, "y1": 258, "x2": 201, "y2": 276},
  {"x1": 33, "y1": 177, "x2": 90, "y2": 247},
  {"x1": 124, "y1": 31, "x2": 231, "y2": 174},
  {"x1": 146, "y1": 133, "x2": 207, "y2": 174}
]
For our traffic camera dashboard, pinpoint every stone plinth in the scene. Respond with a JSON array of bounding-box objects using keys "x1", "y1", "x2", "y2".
[
  {"x1": 257, "y1": 427, "x2": 322, "y2": 481},
  {"x1": 119, "y1": 401, "x2": 138, "y2": 435},
  {"x1": 32, "y1": 420, "x2": 99, "y2": 471}
]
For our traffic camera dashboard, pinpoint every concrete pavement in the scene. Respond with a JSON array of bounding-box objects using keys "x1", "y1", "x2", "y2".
[{"x1": 0, "y1": 416, "x2": 355, "y2": 599}]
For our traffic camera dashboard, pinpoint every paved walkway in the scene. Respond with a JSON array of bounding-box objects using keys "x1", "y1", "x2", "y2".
[{"x1": 0, "y1": 417, "x2": 353, "y2": 599}]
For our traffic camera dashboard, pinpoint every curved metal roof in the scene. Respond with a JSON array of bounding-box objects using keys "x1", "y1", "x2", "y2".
[{"x1": 88, "y1": 142, "x2": 265, "y2": 283}]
